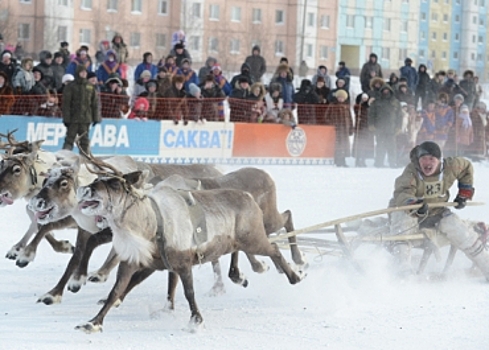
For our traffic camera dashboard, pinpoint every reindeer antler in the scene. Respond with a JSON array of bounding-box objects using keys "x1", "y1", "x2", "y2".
[
  {"x1": 75, "y1": 135, "x2": 124, "y2": 178},
  {"x1": 0, "y1": 129, "x2": 30, "y2": 156}
]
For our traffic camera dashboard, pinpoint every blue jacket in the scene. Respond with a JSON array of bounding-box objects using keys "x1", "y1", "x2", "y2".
[
  {"x1": 177, "y1": 68, "x2": 199, "y2": 94},
  {"x1": 134, "y1": 63, "x2": 158, "y2": 81},
  {"x1": 399, "y1": 65, "x2": 418, "y2": 92},
  {"x1": 96, "y1": 62, "x2": 121, "y2": 85},
  {"x1": 66, "y1": 59, "x2": 93, "y2": 76}
]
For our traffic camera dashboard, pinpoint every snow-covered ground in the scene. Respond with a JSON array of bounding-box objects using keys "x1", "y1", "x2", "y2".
[{"x1": 1, "y1": 159, "x2": 489, "y2": 350}]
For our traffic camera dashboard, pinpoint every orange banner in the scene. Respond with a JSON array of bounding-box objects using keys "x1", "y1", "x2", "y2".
[{"x1": 232, "y1": 123, "x2": 335, "y2": 158}]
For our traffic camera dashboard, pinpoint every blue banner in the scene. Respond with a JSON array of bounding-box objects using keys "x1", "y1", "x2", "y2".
[{"x1": 0, "y1": 116, "x2": 161, "y2": 156}]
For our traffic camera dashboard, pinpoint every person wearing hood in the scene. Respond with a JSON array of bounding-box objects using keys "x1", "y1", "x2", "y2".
[
  {"x1": 198, "y1": 57, "x2": 217, "y2": 83},
  {"x1": 399, "y1": 58, "x2": 418, "y2": 92},
  {"x1": 388, "y1": 73, "x2": 400, "y2": 92},
  {"x1": 62, "y1": 64, "x2": 99, "y2": 153},
  {"x1": 230, "y1": 62, "x2": 255, "y2": 91},
  {"x1": 31, "y1": 67, "x2": 48, "y2": 96},
  {"x1": 134, "y1": 52, "x2": 158, "y2": 82},
  {"x1": 100, "y1": 73, "x2": 129, "y2": 119},
  {"x1": 51, "y1": 52, "x2": 65, "y2": 92},
  {"x1": 0, "y1": 50, "x2": 16, "y2": 83},
  {"x1": 368, "y1": 84, "x2": 402, "y2": 167},
  {"x1": 395, "y1": 82, "x2": 415, "y2": 106},
  {"x1": 245, "y1": 45, "x2": 266, "y2": 82},
  {"x1": 248, "y1": 82, "x2": 267, "y2": 122},
  {"x1": 264, "y1": 82, "x2": 284, "y2": 122},
  {"x1": 57, "y1": 41, "x2": 70, "y2": 68},
  {"x1": 0, "y1": 71, "x2": 15, "y2": 115},
  {"x1": 156, "y1": 66, "x2": 172, "y2": 96},
  {"x1": 97, "y1": 50, "x2": 121, "y2": 86},
  {"x1": 211, "y1": 64, "x2": 231, "y2": 96},
  {"x1": 12, "y1": 57, "x2": 34, "y2": 94},
  {"x1": 294, "y1": 79, "x2": 319, "y2": 124},
  {"x1": 353, "y1": 93, "x2": 374, "y2": 167},
  {"x1": 95, "y1": 40, "x2": 111, "y2": 66},
  {"x1": 111, "y1": 34, "x2": 129, "y2": 79},
  {"x1": 162, "y1": 74, "x2": 189, "y2": 125},
  {"x1": 311, "y1": 65, "x2": 332, "y2": 89},
  {"x1": 66, "y1": 48, "x2": 93, "y2": 76},
  {"x1": 328, "y1": 78, "x2": 350, "y2": 103},
  {"x1": 158, "y1": 55, "x2": 178, "y2": 75},
  {"x1": 360, "y1": 53, "x2": 383, "y2": 93},
  {"x1": 336, "y1": 61, "x2": 351, "y2": 91},
  {"x1": 315, "y1": 76, "x2": 330, "y2": 104},
  {"x1": 271, "y1": 63, "x2": 294, "y2": 109},
  {"x1": 459, "y1": 70, "x2": 477, "y2": 111},
  {"x1": 34, "y1": 50, "x2": 54, "y2": 90},
  {"x1": 171, "y1": 42, "x2": 192, "y2": 68},
  {"x1": 177, "y1": 58, "x2": 199, "y2": 94},
  {"x1": 387, "y1": 141, "x2": 489, "y2": 280},
  {"x1": 415, "y1": 64, "x2": 431, "y2": 108}
]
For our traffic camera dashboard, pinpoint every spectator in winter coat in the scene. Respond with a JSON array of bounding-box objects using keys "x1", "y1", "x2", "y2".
[
  {"x1": 51, "y1": 52, "x2": 65, "y2": 92},
  {"x1": 367, "y1": 77, "x2": 386, "y2": 102},
  {"x1": 96, "y1": 50, "x2": 121, "y2": 86},
  {"x1": 248, "y1": 82, "x2": 267, "y2": 122},
  {"x1": 162, "y1": 74, "x2": 188, "y2": 125},
  {"x1": 62, "y1": 65, "x2": 100, "y2": 153},
  {"x1": 336, "y1": 61, "x2": 351, "y2": 92},
  {"x1": 111, "y1": 34, "x2": 129, "y2": 79},
  {"x1": 177, "y1": 58, "x2": 199, "y2": 94},
  {"x1": 131, "y1": 70, "x2": 151, "y2": 105},
  {"x1": 264, "y1": 82, "x2": 284, "y2": 122},
  {"x1": 415, "y1": 64, "x2": 431, "y2": 108},
  {"x1": 399, "y1": 58, "x2": 418, "y2": 92},
  {"x1": 388, "y1": 73, "x2": 400, "y2": 92},
  {"x1": 428, "y1": 72, "x2": 444, "y2": 102},
  {"x1": 0, "y1": 71, "x2": 15, "y2": 115},
  {"x1": 134, "y1": 52, "x2": 158, "y2": 81},
  {"x1": 299, "y1": 60, "x2": 309, "y2": 77},
  {"x1": 95, "y1": 40, "x2": 110, "y2": 66},
  {"x1": 311, "y1": 65, "x2": 332, "y2": 89},
  {"x1": 35, "y1": 89, "x2": 62, "y2": 117},
  {"x1": 459, "y1": 70, "x2": 477, "y2": 111},
  {"x1": 294, "y1": 79, "x2": 320, "y2": 125},
  {"x1": 100, "y1": 74, "x2": 129, "y2": 119},
  {"x1": 328, "y1": 78, "x2": 350, "y2": 103},
  {"x1": 353, "y1": 93, "x2": 374, "y2": 167},
  {"x1": 35, "y1": 50, "x2": 54, "y2": 90},
  {"x1": 59, "y1": 74, "x2": 74, "y2": 94},
  {"x1": 230, "y1": 62, "x2": 255, "y2": 91},
  {"x1": 315, "y1": 76, "x2": 330, "y2": 104},
  {"x1": 58, "y1": 41, "x2": 70, "y2": 68},
  {"x1": 455, "y1": 104, "x2": 474, "y2": 155},
  {"x1": 200, "y1": 74, "x2": 225, "y2": 99},
  {"x1": 172, "y1": 42, "x2": 192, "y2": 68},
  {"x1": 416, "y1": 100, "x2": 438, "y2": 143},
  {"x1": 12, "y1": 57, "x2": 34, "y2": 94},
  {"x1": 0, "y1": 50, "x2": 17, "y2": 83},
  {"x1": 198, "y1": 57, "x2": 217, "y2": 84},
  {"x1": 211, "y1": 64, "x2": 231, "y2": 96},
  {"x1": 360, "y1": 53, "x2": 383, "y2": 93},
  {"x1": 128, "y1": 97, "x2": 150, "y2": 121},
  {"x1": 66, "y1": 49, "x2": 93, "y2": 76},
  {"x1": 368, "y1": 84, "x2": 402, "y2": 167},
  {"x1": 278, "y1": 57, "x2": 294, "y2": 79},
  {"x1": 245, "y1": 45, "x2": 266, "y2": 82},
  {"x1": 468, "y1": 101, "x2": 487, "y2": 158},
  {"x1": 158, "y1": 55, "x2": 178, "y2": 76},
  {"x1": 156, "y1": 66, "x2": 172, "y2": 97},
  {"x1": 395, "y1": 83, "x2": 415, "y2": 106},
  {"x1": 271, "y1": 64, "x2": 294, "y2": 109},
  {"x1": 229, "y1": 78, "x2": 251, "y2": 99},
  {"x1": 31, "y1": 67, "x2": 48, "y2": 96},
  {"x1": 144, "y1": 80, "x2": 159, "y2": 119},
  {"x1": 325, "y1": 89, "x2": 353, "y2": 167},
  {"x1": 199, "y1": 74, "x2": 226, "y2": 121},
  {"x1": 420, "y1": 93, "x2": 454, "y2": 150}
]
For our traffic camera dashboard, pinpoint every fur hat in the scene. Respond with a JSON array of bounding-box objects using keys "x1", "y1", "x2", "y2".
[
  {"x1": 188, "y1": 83, "x2": 201, "y2": 97},
  {"x1": 369, "y1": 77, "x2": 385, "y2": 90},
  {"x1": 140, "y1": 70, "x2": 152, "y2": 79},
  {"x1": 134, "y1": 97, "x2": 150, "y2": 111},
  {"x1": 62, "y1": 74, "x2": 74, "y2": 84},
  {"x1": 172, "y1": 74, "x2": 185, "y2": 84},
  {"x1": 334, "y1": 89, "x2": 348, "y2": 100}
]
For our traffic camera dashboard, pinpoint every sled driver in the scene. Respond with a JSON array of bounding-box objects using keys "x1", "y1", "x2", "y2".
[{"x1": 387, "y1": 141, "x2": 489, "y2": 279}]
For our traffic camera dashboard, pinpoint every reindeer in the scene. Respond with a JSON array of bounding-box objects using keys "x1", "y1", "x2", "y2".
[
  {"x1": 74, "y1": 162, "x2": 305, "y2": 333},
  {"x1": 160, "y1": 169, "x2": 307, "y2": 268}
]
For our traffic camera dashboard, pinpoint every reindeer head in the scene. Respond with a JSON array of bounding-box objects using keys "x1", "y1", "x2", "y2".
[{"x1": 28, "y1": 159, "x2": 82, "y2": 224}]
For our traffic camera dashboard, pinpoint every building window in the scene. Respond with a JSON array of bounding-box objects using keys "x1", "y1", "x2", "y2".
[
  {"x1": 420, "y1": 31, "x2": 426, "y2": 40},
  {"x1": 419, "y1": 49, "x2": 425, "y2": 58},
  {"x1": 473, "y1": 16, "x2": 477, "y2": 24},
  {"x1": 252, "y1": 8, "x2": 262, "y2": 23},
  {"x1": 107, "y1": 0, "x2": 118, "y2": 11},
  {"x1": 18, "y1": 23, "x2": 30, "y2": 41},
  {"x1": 346, "y1": 15, "x2": 354, "y2": 28},
  {"x1": 455, "y1": 15, "x2": 460, "y2": 22},
  {"x1": 443, "y1": 32, "x2": 448, "y2": 41},
  {"x1": 209, "y1": 37, "x2": 218, "y2": 52},
  {"x1": 20, "y1": 0, "x2": 32, "y2": 3},
  {"x1": 401, "y1": 20, "x2": 408, "y2": 32},
  {"x1": 383, "y1": 18, "x2": 391, "y2": 31},
  {"x1": 471, "y1": 52, "x2": 475, "y2": 60},
  {"x1": 480, "y1": 18, "x2": 484, "y2": 26},
  {"x1": 421, "y1": 12, "x2": 426, "y2": 21},
  {"x1": 455, "y1": 33, "x2": 460, "y2": 41},
  {"x1": 481, "y1": 0, "x2": 485, "y2": 6},
  {"x1": 477, "y1": 53, "x2": 483, "y2": 61},
  {"x1": 431, "y1": 13, "x2": 438, "y2": 21},
  {"x1": 307, "y1": 13, "x2": 315, "y2": 27},
  {"x1": 81, "y1": 0, "x2": 92, "y2": 9},
  {"x1": 455, "y1": 0, "x2": 460, "y2": 3},
  {"x1": 231, "y1": 7, "x2": 241, "y2": 22},
  {"x1": 131, "y1": 0, "x2": 142, "y2": 13},
  {"x1": 442, "y1": 51, "x2": 447, "y2": 60},
  {"x1": 306, "y1": 43, "x2": 313, "y2": 58},
  {"x1": 192, "y1": 3, "x2": 201, "y2": 18},
  {"x1": 365, "y1": 16, "x2": 373, "y2": 28},
  {"x1": 158, "y1": 0, "x2": 168, "y2": 15},
  {"x1": 156, "y1": 33, "x2": 166, "y2": 48},
  {"x1": 431, "y1": 50, "x2": 436, "y2": 58},
  {"x1": 275, "y1": 40, "x2": 284, "y2": 55},
  {"x1": 443, "y1": 14, "x2": 448, "y2": 22},
  {"x1": 58, "y1": 0, "x2": 68, "y2": 6},
  {"x1": 382, "y1": 47, "x2": 390, "y2": 60},
  {"x1": 472, "y1": 35, "x2": 476, "y2": 43},
  {"x1": 320, "y1": 15, "x2": 330, "y2": 28},
  {"x1": 209, "y1": 4, "x2": 219, "y2": 20},
  {"x1": 79, "y1": 28, "x2": 91, "y2": 44},
  {"x1": 230, "y1": 39, "x2": 240, "y2": 54},
  {"x1": 189, "y1": 36, "x2": 200, "y2": 51},
  {"x1": 130, "y1": 32, "x2": 141, "y2": 47},
  {"x1": 453, "y1": 52, "x2": 458, "y2": 59},
  {"x1": 399, "y1": 48, "x2": 407, "y2": 59},
  {"x1": 57, "y1": 26, "x2": 68, "y2": 42},
  {"x1": 431, "y1": 32, "x2": 437, "y2": 40},
  {"x1": 320, "y1": 45, "x2": 328, "y2": 59},
  {"x1": 479, "y1": 35, "x2": 483, "y2": 44},
  {"x1": 275, "y1": 9, "x2": 284, "y2": 24}
]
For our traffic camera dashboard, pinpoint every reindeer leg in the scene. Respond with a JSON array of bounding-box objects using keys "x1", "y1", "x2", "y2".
[
  {"x1": 88, "y1": 247, "x2": 120, "y2": 283},
  {"x1": 16, "y1": 216, "x2": 76, "y2": 268},
  {"x1": 244, "y1": 253, "x2": 270, "y2": 273},
  {"x1": 37, "y1": 228, "x2": 91, "y2": 305},
  {"x1": 228, "y1": 252, "x2": 248, "y2": 287},
  {"x1": 119, "y1": 268, "x2": 156, "y2": 303},
  {"x1": 6, "y1": 208, "x2": 42, "y2": 259},
  {"x1": 206, "y1": 260, "x2": 226, "y2": 296},
  {"x1": 177, "y1": 268, "x2": 204, "y2": 332},
  {"x1": 68, "y1": 228, "x2": 113, "y2": 293},
  {"x1": 76, "y1": 262, "x2": 140, "y2": 334},
  {"x1": 282, "y1": 209, "x2": 307, "y2": 267},
  {"x1": 44, "y1": 233, "x2": 74, "y2": 254},
  {"x1": 149, "y1": 271, "x2": 179, "y2": 317}
]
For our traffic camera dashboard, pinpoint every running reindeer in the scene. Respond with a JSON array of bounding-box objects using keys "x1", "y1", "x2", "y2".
[{"x1": 75, "y1": 155, "x2": 305, "y2": 332}]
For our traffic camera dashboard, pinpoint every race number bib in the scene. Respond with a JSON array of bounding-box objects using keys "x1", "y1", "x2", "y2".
[{"x1": 424, "y1": 181, "x2": 444, "y2": 198}]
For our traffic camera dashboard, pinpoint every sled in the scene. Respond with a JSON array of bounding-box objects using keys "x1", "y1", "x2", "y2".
[{"x1": 271, "y1": 201, "x2": 485, "y2": 274}]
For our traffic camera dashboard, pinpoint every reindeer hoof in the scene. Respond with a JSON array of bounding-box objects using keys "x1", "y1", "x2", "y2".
[
  {"x1": 16, "y1": 250, "x2": 35, "y2": 268},
  {"x1": 184, "y1": 315, "x2": 204, "y2": 333},
  {"x1": 68, "y1": 276, "x2": 87, "y2": 293},
  {"x1": 251, "y1": 260, "x2": 270, "y2": 274},
  {"x1": 37, "y1": 293, "x2": 62, "y2": 305},
  {"x1": 88, "y1": 272, "x2": 108, "y2": 283},
  {"x1": 75, "y1": 322, "x2": 103, "y2": 334},
  {"x1": 5, "y1": 246, "x2": 22, "y2": 260},
  {"x1": 292, "y1": 270, "x2": 307, "y2": 284},
  {"x1": 54, "y1": 240, "x2": 75, "y2": 254},
  {"x1": 293, "y1": 251, "x2": 308, "y2": 270}
]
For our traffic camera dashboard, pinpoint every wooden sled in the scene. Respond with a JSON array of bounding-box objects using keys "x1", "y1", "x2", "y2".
[{"x1": 271, "y1": 202, "x2": 485, "y2": 274}]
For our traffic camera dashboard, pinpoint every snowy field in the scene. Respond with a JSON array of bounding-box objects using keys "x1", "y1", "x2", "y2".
[{"x1": 1, "y1": 159, "x2": 489, "y2": 350}]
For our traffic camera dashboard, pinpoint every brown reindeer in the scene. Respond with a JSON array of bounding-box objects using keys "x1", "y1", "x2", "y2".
[{"x1": 75, "y1": 168, "x2": 305, "y2": 333}]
